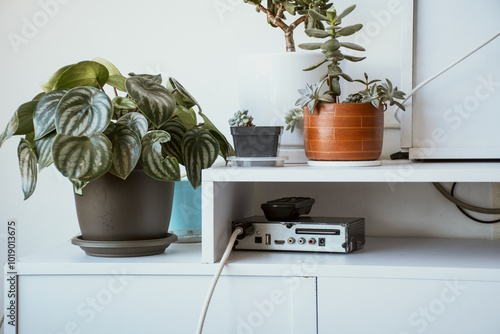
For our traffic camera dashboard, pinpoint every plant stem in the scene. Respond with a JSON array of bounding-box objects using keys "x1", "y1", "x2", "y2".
[
  {"x1": 95, "y1": 78, "x2": 105, "y2": 92},
  {"x1": 114, "y1": 87, "x2": 118, "y2": 97}
]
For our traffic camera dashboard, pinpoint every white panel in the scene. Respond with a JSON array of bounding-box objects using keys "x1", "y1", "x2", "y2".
[
  {"x1": 318, "y1": 277, "x2": 500, "y2": 334},
  {"x1": 411, "y1": 0, "x2": 500, "y2": 158},
  {"x1": 18, "y1": 275, "x2": 316, "y2": 334}
]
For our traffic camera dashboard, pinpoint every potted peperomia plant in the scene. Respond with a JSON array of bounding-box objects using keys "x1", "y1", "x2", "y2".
[
  {"x1": 238, "y1": 1, "x2": 334, "y2": 163},
  {"x1": 0, "y1": 58, "x2": 232, "y2": 256},
  {"x1": 288, "y1": 4, "x2": 406, "y2": 161},
  {"x1": 228, "y1": 110, "x2": 283, "y2": 157}
]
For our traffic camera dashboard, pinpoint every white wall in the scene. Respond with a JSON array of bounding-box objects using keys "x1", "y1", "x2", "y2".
[{"x1": 0, "y1": 0, "x2": 499, "y2": 327}]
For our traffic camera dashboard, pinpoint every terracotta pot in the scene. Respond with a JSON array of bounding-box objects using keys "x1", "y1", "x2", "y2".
[{"x1": 303, "y1": 103, "x2": 384, "y2": 161}]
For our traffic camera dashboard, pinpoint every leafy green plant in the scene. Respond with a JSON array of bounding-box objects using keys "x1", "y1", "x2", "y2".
[
  {"x1": 243, "y1": 0, "x2": 333, "y2": 51},
  {"x1": 293, "y1": 4, "x2": 406, "y2": 116},
  {"x1": 228, "y1": 110, "x2": 254, "y2": 127},
  {"x1": 0, "y1": 58, "x2": 232, "y2": 199}
]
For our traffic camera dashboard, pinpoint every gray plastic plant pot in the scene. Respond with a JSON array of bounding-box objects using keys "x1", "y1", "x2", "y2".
[
  {"x1": 230, "y1": 126, "x2": 283, "y2": 157},
  {"x1": 74, "y1": 167, "x2": 175, "y2": 243}
]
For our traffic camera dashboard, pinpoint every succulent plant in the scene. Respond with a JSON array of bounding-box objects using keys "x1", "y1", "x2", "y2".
[
  {"x1": 243, "y1": 0, "x2": 333, "y2": 52},
  {"x1": 228, "y1": 110, "x2": 255, "y2": 127},
  {"x1": 292, "y1": 4, "x2": 406, "y2": 118},
  {"x1": 284, "y1": 107, "x2": 304, "y2": 133}
]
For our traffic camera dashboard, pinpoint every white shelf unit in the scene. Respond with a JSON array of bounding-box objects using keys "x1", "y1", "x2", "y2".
[{"x1": 202, "y1": 160, "x2": 500, "y2": 263}]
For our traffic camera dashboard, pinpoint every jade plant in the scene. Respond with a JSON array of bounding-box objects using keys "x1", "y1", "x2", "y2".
[
  {"x1": 243, "y1": 0, "x2": 333, "y2": 52},
  {"x1": 0, "y1": 58, "x2": 232, "y2": 199},
  {"x1": 285, "y1": 4, "x2": 406, "y2": 129},
  {"x1": 228, "y1": 110, "x2": 255, "y2": 127}
]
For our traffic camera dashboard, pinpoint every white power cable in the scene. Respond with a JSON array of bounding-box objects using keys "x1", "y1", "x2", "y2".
[
  {"x1": 196, "y1": 227, "x2": 243, "y2": 334},
  {"x1": 394, "y1": 32, "x2": 500, "y2": 123}
]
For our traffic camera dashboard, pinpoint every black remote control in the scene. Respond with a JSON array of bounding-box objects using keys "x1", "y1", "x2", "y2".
[{"x1": 261, "y1": 197, "x2": 315, "y2": 221}]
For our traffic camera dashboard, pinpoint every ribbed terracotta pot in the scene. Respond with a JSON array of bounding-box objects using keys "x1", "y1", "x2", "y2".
[{"x1": 303, "y1": 103, "x2": 384, "y2": 161}]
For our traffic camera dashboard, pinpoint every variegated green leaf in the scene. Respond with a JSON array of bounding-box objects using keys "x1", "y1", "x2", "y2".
[
  {"x1": 54, "y1": 61, "x2": 109, "y2": 90},
  {"x1": 172, "y1": 105, "x2": 197, "y2": 129},
  {"x1": 182, "y1": 127, "x2": 219, "y2": 189},
  {"x1": 40, "y1": 64, "x2": 73, "y2": 93},
  {"x1": 0, "y1": 101, "x2": 39, "y2": 148},
  {"x1": 158, "y1": 121, "x2": 186, "y2": 165},
  {"x1": 117, "y1": 112, "x2": 148, "y2": 138},
  {"x1": 35, "y1": 132, "x2": 56, "y2": 170},
  {"x1": 128, "y1": 73, "x2": 162, "y2": 84},
  {"x1": 52, "y1": 133, "x2": 112, "y2": 182},
  {"x1": 167, "y1": 77, "x2": 199, "y2": 110},
  {"x1": 71, "y1": 179, "x2": 89, "y2": 194},
  {"x1": 55, "y1": 87, "x2": 113, "y2": 136},
  {"x1": 126, "y1": 76, "x2": 176, "y2": 128},
  {"x1": 141, "y1": 130, "x2": 180, "y2": 182},
  {"x1": 198, "y1": 111, "x2": 234, "y2": 160},
  {"x1": 34, "y1": 89, "x2": 68, "y2": 140},
  {"x1": 93, "y1": 57, "x2": 127, "y2": 91},
  {"x1": 112, "y1": 96, "x2": 136, "y2": 110},
  {"x1": 104, "y1": 123, "x2": 141, "y2": 179},
  {"x1": 0, "y1": 114, "x2": 18, "y2": 148},
  {"x1": 18, "y1": 138, "x2": 38, "y2": 200}
]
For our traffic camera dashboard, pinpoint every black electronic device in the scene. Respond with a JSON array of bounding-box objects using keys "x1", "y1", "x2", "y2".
[{"x1": 261, "y1": 197, "x2": 315, "y2": 221}]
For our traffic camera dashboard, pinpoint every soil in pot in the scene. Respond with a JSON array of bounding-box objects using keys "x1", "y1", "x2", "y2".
[
  {"x1": 74, "y1": 167, "x2": 175, "y2": 242},
  {"x1": 303, "y1": 103, "x2": 384, "y2": 161},
  {"x1": 230, "y1": 126, "x2": 283, "y2": 157}
]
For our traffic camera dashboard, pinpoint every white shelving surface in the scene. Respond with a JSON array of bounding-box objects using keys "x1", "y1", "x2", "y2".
[
  {"x1": 15, "y1": 237, "x2": 500, "y2": 282},
  {"x1": 201, "y1": 160, "x2": 500, "y2": 263},
  {"x1": 204, "y1": 160, "x2": 500, "y2": 183}
]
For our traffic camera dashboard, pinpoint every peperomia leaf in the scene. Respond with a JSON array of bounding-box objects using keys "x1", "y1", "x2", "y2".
[
  {"x1": 140, "y1": 130, "x2": 180, "y2": 182},
  {"x1": 117, "y1": 112, "x2": 148, "y2": 138},
  {"x1": 93, "y1": 57, "x2": 127, "y2": 91},
  {"x1": 126, "y1": 76, "x2": 176, "y2": 128},
  {"x1": 0, "y1": 114, "x2": 18, "y2": 148},
  {"x1": 199, "y1": 111, "x2": 234, "y2": 160},
  {"x1": 35, "y1": 131, "x2": 56, "y2": 170},
  {"x1": 0, "y1": 101, "x2": 39, "y2": 148},
  {"x1": 18, "y1": 138, "x2": 38, "y2": 200},
  {"x1": 167, "y1": 77, "x2": 199, "y2": 110},
  {"x1": 158, "y1": 121, "x2": 187, "y2": 165},
  {"x1": 172, "y1": 105, "x2": 197, "y2": 129},
  {"x1": 182, "y1": 127, "x2": 219, "y2": 189},
  {"x1": 40, "y1": 64, "x2": 73, "y2": 93},
  {"x1": 34, "y1": 89, "x2": 68, "y2": 140},
  {"x1": 54, "y1": 61, "x2": 109, "y2": 90},
  {"x1": 55, "y1": 87, "x2": 113, "y2": 136},
  {"x1": 52, "y1": 133, "x2": 112, "y2": 182},
  {"x1": 104, "y1": 123, "x2": 141, "y2": 180}
]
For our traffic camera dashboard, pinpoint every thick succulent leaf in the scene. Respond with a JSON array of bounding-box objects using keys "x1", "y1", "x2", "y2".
[
  {"x1": 337, "y1": 4, "x2": 356, "y2": 20},
  {"x1": 54, "y1": 61, "x2": 109, "y2": 90},
  {"x1": 343, "y1": 55, "x2": 366, "y2": 62},
  {"x1": 140, "y1": 130, "x2": 180, "y2": 182},
  {"x1": 303, "y1": 58, "x2": 328, "y2": 71},
  {"x1": 117, "y1": 112, "x2": 148, "y2": 138},
  {"x1": 18, "y1": 138, "x2": 38, "y2": 200},
  {"x1": 298, "y1": 43, "x2": 323, "y2": 50},
  {"x1": 158, "y1": 121, "x2": 187, "y2": 165},
  {"x1": 340, "y1": 42, "x2": 365, "y2": 51},
  {"x1": 198, "y1": 111, "x2": 234, "y2": 160},
  {"x1": 35, "y1": 131, "x2": 56, "y2": 170},
  {"x1": 126, "y1": 76, "x2": 176, "y2": 128},
  {"x1": 40, "y1": 65, "x2": 73, "y2": 93},
  {"x1": 34, "y1": 89, "x2": 68, "y2": 140},
  {"x1": 52, "y1": 133, "x2": 112, "y2": 182},
  {"x1": 166, "y1": 77, "x2": 199, "y2": 110},
  {"x1": 336, "y1": 24, "x2": 363, "y2": 37},
  {"x1": 305, "y1": 29, "x2": 330, "y2": 39},
  {"x1": 321, "y1": 39, "x2": 341, "y2": 51},
  {"x1": 308, "y1": 9, "x2": 329, "y2": 21},
  {"x1": 55, "y1": 87, "x2": 113, "y2": 136},
  {"x1": 183, "y1": 127, "x2": 219, "y2": 189},
  {"x1": 104, "y1": 123, "x2": 141, "y2": 180},
  {"x1": 172, "y1": 105, "x2": 197, "y2": 129}
]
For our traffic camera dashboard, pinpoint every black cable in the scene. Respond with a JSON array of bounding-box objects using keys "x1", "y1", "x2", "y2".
[{"x1": 450, "y1": 183, "x2": 500, "y2": 224}]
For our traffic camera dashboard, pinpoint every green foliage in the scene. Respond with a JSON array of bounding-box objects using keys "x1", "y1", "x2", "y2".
[
  {"x1": 0, "y1": 59, "x2": 232, "y2": 199},
  {"x1": 228, "y1": 110, "x2": 255, "y2": 127},
  {"x1": 243, "y1": 0, "x2": 333, "y2": 51},
  {"x1": 284, "y1": 107, "x2": 304, "y2": 133},
  {"x1": 293, "y1": 4, "x2": 406, "y2": 121}
]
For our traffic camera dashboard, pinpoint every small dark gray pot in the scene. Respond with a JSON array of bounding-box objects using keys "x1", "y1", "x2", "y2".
[
  {"x1": 74, "y1": 168, "x2": 175, "y2": 242},
  {"x1": 230, "y1": 126, "x2": 283, "y2": 157}
]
